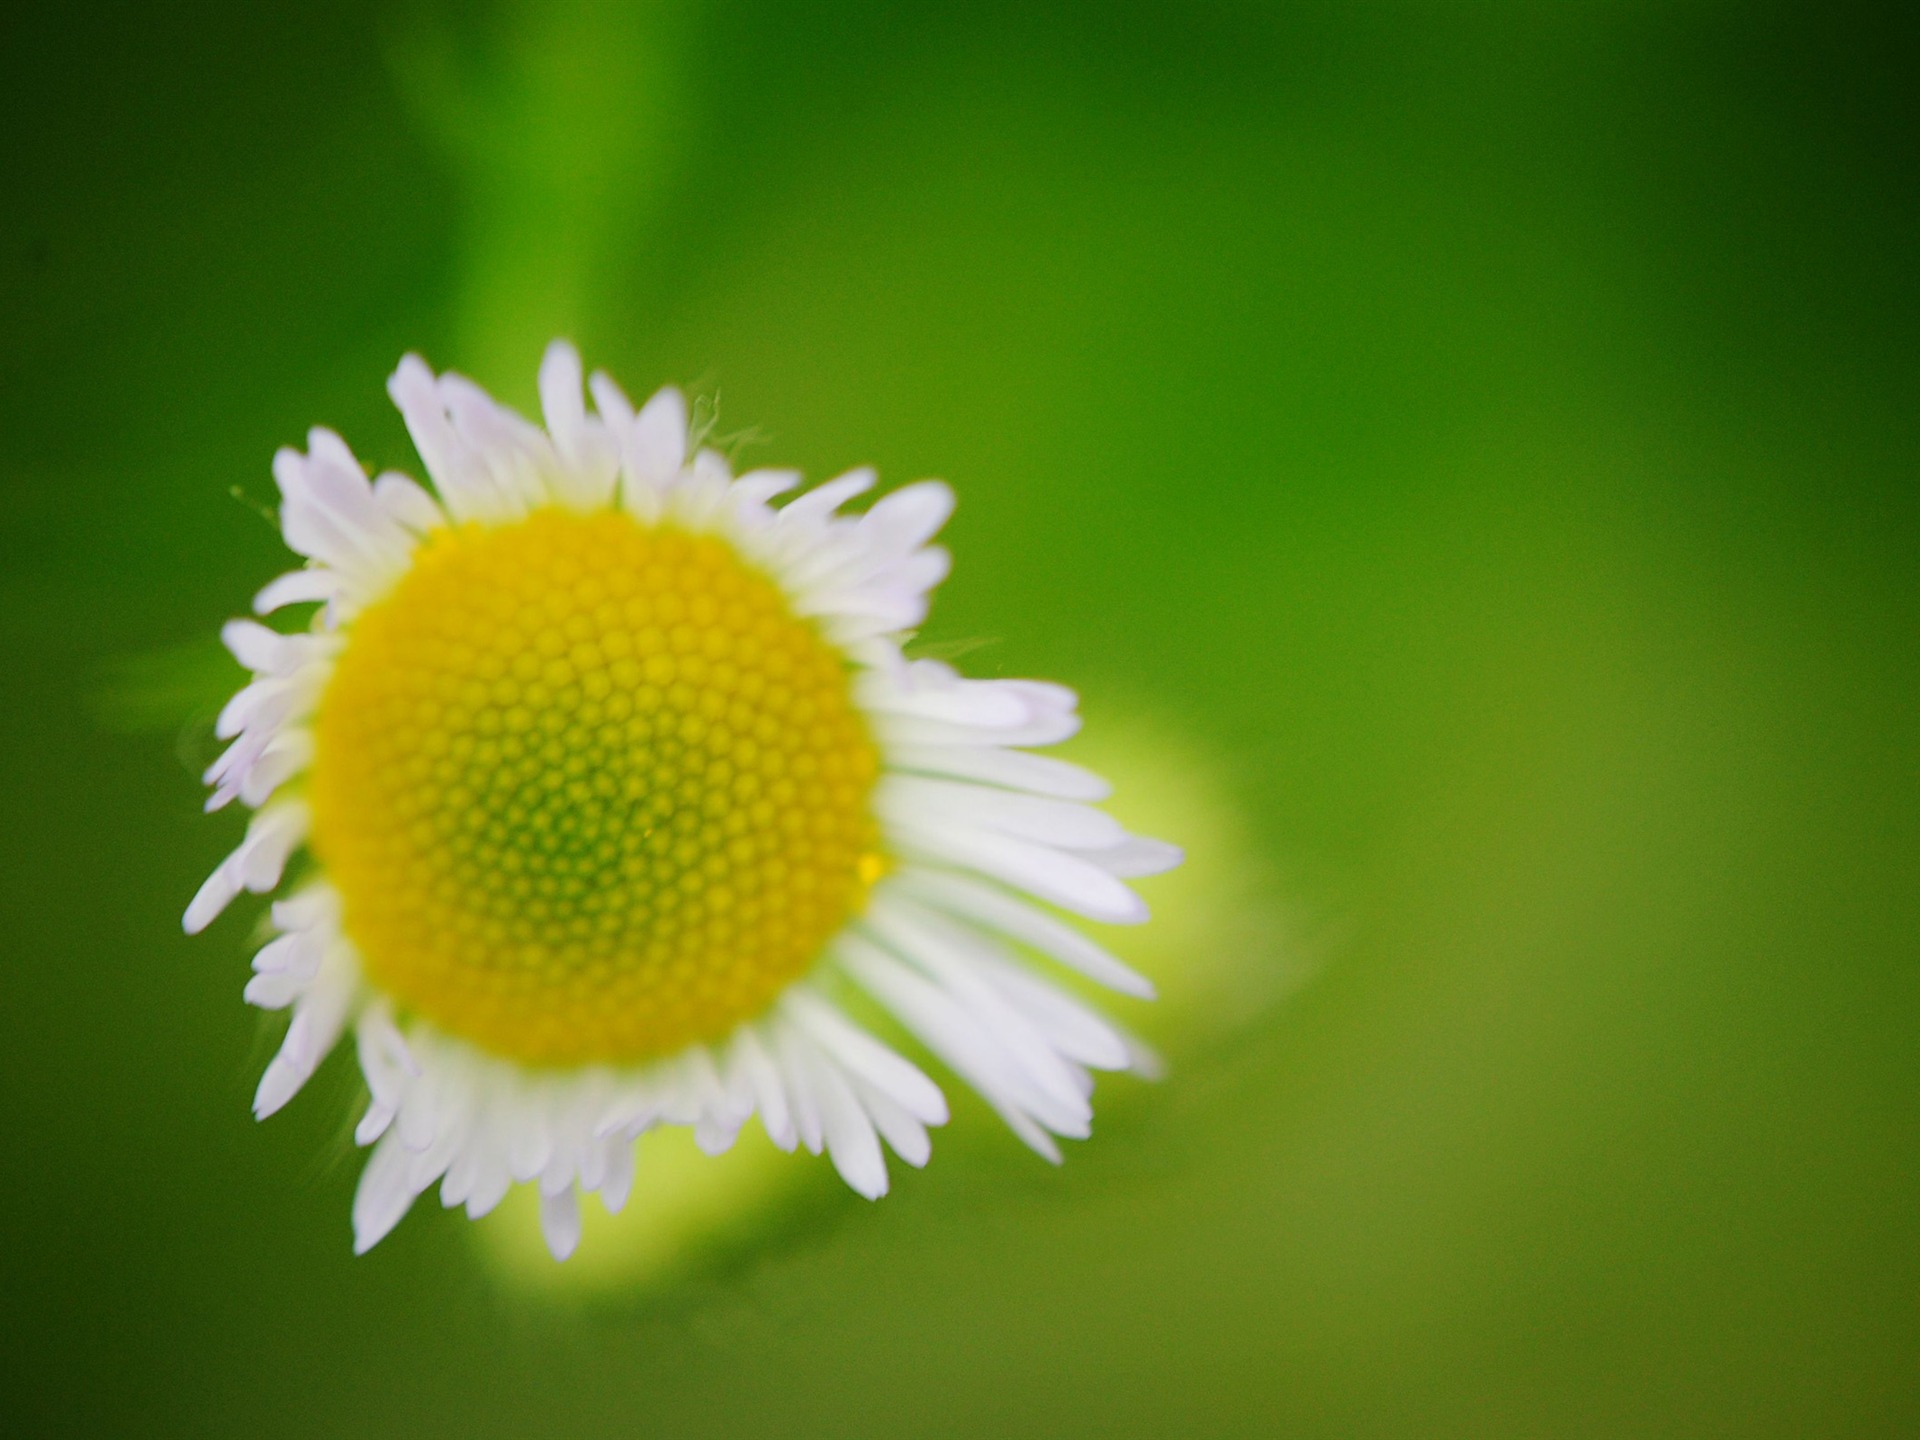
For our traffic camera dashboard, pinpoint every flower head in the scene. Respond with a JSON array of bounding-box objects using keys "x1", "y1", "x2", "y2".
[{"x1": 186, "y1": 343, "x2": 1180, "y2": 1258}]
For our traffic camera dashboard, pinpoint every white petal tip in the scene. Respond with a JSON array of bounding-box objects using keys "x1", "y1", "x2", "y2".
[
  {"x1": 182, "y1": 876, "x2": 235, "y2": 934},
  {"x1": 251, "y1": 1060, "x2": 303, "y2": 1121},
  {"x1": 1100, "y1": 838, "x2": 1185, "y2": 879},
  {"x1": 1126, "y1": 1038, "x2": 1168, "y2": 1082},
  {"x1": 540, "y1": 1189, "x2": 582, "y2": 1261},
  {"x1": 632, "y1": 386, "x2": 689, "y2": 479},
  {"x1": 352, "y1": 1143, "x2": 420, "y2": 1253},
  {"x1": 1100, "y1": 967, "x2": 1158, "y2": 1001},
  {"x1": 1020, "y1": 1130, "x2": 1065, "y2": 1165}
]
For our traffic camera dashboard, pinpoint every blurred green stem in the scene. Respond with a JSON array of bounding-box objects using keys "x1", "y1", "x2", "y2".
[{"x1": 390, "y1": 0, "x2": 699, "y2": 395}]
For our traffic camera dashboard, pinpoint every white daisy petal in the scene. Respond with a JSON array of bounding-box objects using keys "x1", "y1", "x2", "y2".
[
  {"x1": 272, "y1": 442, "x2": 410, "y2": 591},
  {"x1": 538, "y1": 341, "x2": 588, "y2": 456},
  {"x1": 236, "y1": 802, "x2": 309, "y2": 890},
  {"x1": 252, "y1": 568, "x2": 339, "y2": 615},
  {"x1": 353, "y1": 1129, "x2": 427, "y2": 1254},
  {"x1": 670, "y1": 449, "x2": 738, "y2": 531},
  {"x1": 599, "y1": 1136, "x2": 637, "y2": 1215},
  {"x1": 593, "y1": 1081, "x2": 663, "y2": 1145},
  {"x1": 774, "y1": 467, "x2": 874, "y2": 531},
  {"x1": 540, "y1": 1187, "x2": 582, "y2": 1262},
  {"x1": 872, "y1": 706, "x2": 1084, "y2": 751},
  {"x1": 355, "y1": 1104, "x2": 396, "y2": 1149},
  {"x1": 249, "y1": 929, "x2": 320, "y2": 980},
  {"x1": 357, "y1": 1006, "x2": 419, "y2": 1113},
  {"x1": 895, "y1": 867, "x2": 1155, "y2": 998},
  {"x1": 1081, "y1": 835, "x2": 1187, "y2": 877},
  {"x1": 389, "y1": 354, "x2": 512, "y2": 524},
  {"x1": 440, "y1": 375, "x2": 554, "y2": 512},
  {"x1": 237, "y1": 729, "x2": 314, "y2": 808},
  {"x1": 183, "y1": 801, "x2": 310, "y2": 933},
  {"x1": 241, "y1": 969, "x2": 304, "y2": 1011},
  {"x1": 847, "y1": 1075, "x2": 933, "y2": 1168},
  {"x1": 856, "y1": 669, "x2": 1038, "y2": 729},
  {"x1": 783, "y1": 1023, "x2": 888, "y2": 1199},
  {"x1": 964, "y1": 949, "x2": 1132, "y2": 1071},
  {"x1": 821, "y1": 605, "x2": 936, "y2": 647},
  {"x1": 842, "y1": 925, "x2": 1085, "y2": 1130},
  {"x1": 578, "y1": 1136, "x2": 612, "y2": 1195},
  {"x1": 459, "y1": 1134, "x2": 515, "y2": 1221},
  {"x1": 630, "y1": 385, "x2": 688, "y2": 487},
  {"x1": 220, "y1": 619, "x2": 288, "y2": 674},
  {"x1": 303, "y1": 430, "x2": 414, "y2": 554},
  {"x1": 769, "y1": 1022, "x2": 826, "y2": 1156},
  {"x1": 728, "y1": 467, "x2": 803, "y2": 519},
  {"x1": 863, "y1": 897, "x2": 1095, "y2": 1123},
  {"x1": 585, "y1": 370, "x2": 635, "y2": 434},
  {"x1": 538, "y1": 345, "x2": 621, "y2": 512},
  {"x1": 212, "y1": 675, "x2": 290, "y2": 743},
  {"x1": 878, "y1": 775, "x2": 1126, "y2": 850},
  {"x1": 252, "y1": 941, "x2": 355, "y2": 1120},
  {"x1": 508, "y1": 1084, "x2": 558, "y2": 1184},
  {"x1": 694, "y1": 1104, "x2": 744, "y2": 1156},
  {"x1": 586, "y1": 371, "x2": 652, "y2": 520},
  {"x1": 887, "y1": 743, "x2": 1112, "y2": 801},
  {"x1": 182, "y1": 865, "x2": 244, "y2": 937},
  {"x1": 269, "y1": 884, "x2": 339, "y2": 934},
  {"x1": 860, "y1": 550, "x2": 950, "y2": 603},
  {"x1": 727, "y1": 1025, "x2": 796, "y2": 1151},
  {"x1": 838, "y1": 936, "x2": 1073, "y2": 1159},
  {"x1": 781, "y1": 990, "x2": 947, "y2": 1125},
  {"x1": 858, "y1": 479, "x2": 954, "y2": 555},
  {"x1": 889, "y1": 817, "x2": 1148, "y2": 924},
  {"x1": 371, "y1": 472, "x2": 447, "y2": 536}
]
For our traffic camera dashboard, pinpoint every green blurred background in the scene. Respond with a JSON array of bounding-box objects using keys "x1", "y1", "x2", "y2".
[{"x1": 3, "y1": 0, "x2": 1916, "y2": 1433}]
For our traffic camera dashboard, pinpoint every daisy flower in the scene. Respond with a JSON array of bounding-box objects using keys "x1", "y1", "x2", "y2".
[{"x1": 185, "y1": 344, "x2": 1180, "y2": 1260}]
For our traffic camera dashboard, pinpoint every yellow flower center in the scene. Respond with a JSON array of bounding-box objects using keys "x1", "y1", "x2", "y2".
[{"x1": 308, "y1": 509, "x2": 883, "y2": 1066}]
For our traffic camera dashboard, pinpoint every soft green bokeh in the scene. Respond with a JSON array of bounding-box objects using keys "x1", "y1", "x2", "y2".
[{"x1": 2, "y1": 0, "x2": 1914, "y2": 1435}]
